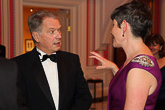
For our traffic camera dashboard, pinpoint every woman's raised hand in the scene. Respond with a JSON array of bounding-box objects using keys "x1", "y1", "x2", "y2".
[{"x1": 89, "y1": 51, "x2": 119, "y2": 75}]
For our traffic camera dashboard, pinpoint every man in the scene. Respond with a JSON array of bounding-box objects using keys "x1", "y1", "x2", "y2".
[
  {"x1": 0, "y1": 57, "x2": 17, "y2": 110},
  {"x1": 12, "y1": 10, "x2": 92, "y2": 110}
]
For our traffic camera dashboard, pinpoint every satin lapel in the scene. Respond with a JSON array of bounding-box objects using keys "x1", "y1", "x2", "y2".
[
  {"x1": 30, "y1": 48, "x2": 55, "y2": 108},
  {"x1": 57, "y1": 51, "x2": 70, "y2": 108}
]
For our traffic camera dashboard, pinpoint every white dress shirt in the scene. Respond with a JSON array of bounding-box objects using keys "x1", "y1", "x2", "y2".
[{"x1": 37, "y1": 48, "x2": 59, "y2": 110}]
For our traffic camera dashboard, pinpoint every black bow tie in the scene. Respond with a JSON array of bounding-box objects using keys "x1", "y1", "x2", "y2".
[{"x1": 42, "y1": 54, "x2": 57, "y2": 62}]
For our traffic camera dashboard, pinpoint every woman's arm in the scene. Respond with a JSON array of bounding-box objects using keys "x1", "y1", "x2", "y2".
[{"x1": 124, "y1": 68, "x2": 157, "y2": 110}]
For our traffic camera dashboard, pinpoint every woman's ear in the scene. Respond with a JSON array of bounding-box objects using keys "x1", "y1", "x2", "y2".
[
  {"x1": 122, "y1": 20, "x2": 127, "y2": 32},
  {"x1": 32, "y1": 32, "x2": 40, "y2": 42},
  {"x1": 160, "y1": 45, "x2": 163, "y2": 51},
  {"x1": 121, "y1": 20, "x2": 127, "y2": 37}
]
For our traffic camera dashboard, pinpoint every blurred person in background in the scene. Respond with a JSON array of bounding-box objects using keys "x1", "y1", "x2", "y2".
[
  {"x1": 145, "y1": 33, "x2": 165, "y2": 110},
  {"x1": 0, "y1": 44, "x2": 6, "y2": 57},
  {"x1": 0, "y1": 57, "x2": 18, "y2": 110}
]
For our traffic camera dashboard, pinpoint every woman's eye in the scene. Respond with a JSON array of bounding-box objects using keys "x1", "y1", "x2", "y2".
[{"x1": 153, "y1": 44, "x2": 157, "y2": 46}]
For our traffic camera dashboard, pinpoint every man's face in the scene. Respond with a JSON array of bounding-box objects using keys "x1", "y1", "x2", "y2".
[{"x1": 35, "y1": 17, "x2": 62, "y2": 55}]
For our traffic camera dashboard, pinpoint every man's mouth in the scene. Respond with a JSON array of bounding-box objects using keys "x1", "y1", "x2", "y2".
[{"x1": 54, "y1": 42, "x2": 61, "y2": 46}]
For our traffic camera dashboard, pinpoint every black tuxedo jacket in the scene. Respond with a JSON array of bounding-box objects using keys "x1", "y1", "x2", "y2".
[
  {"x1": 0, "y1": 57, "x2": 17, "y2": 110},
  {"x1": 12, "y1": 48, "x2": 92, "y2": 110}
]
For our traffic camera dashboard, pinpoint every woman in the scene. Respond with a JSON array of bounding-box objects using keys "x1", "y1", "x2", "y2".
[
  {"x1": 90, "y1": 1, "x2": 162, "y2": 110},
  {"x1": 145, "y1": 33, "x2": 165, "y2": 110}
]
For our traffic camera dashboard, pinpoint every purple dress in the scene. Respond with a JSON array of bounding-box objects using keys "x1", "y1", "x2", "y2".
[
  {"x1": 108, "y1": 54, "x2": 162, "y2": 110},
  {"x1": 155, "y1": 66, "x2": 165, "y2": 110}
]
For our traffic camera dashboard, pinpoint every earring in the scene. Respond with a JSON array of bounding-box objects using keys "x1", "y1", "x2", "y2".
[{"x1": 122, "y1": 31, "x2": 124, "y2": 37}]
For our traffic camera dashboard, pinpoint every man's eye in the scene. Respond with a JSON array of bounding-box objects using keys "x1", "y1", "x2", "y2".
[
  {"x1": 49, "y1": 31, "x2": 54, "y2": 34},
  {"x1": 57, "y1": 29, "x2": 61, "y2": 32}
]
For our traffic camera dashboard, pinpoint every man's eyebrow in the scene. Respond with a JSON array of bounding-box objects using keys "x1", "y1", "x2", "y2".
[{"x1": 48, "y1": 27, "x2": 58, "y2": 30}]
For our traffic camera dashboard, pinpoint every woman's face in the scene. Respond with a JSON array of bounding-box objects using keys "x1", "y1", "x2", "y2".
[
  {"x1": 111, "y1": 19, "x2": 123, "y2": 48},
  {"x1": 148, "y1": 42, "x2": 162, "y2": 56}
]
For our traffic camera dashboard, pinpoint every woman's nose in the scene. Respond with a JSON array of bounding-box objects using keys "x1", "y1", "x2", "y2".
[{"x1": 149, "y1": 45, "x2": 154, "y2": 50}]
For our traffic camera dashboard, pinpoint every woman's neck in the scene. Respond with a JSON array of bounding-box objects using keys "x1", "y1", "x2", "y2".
[
  {"x1": 153, "y1": 53, "x2": 160, "y2": 59},
  {"x1": 156, "y1": 57, "x2": 165, "y2": 68}
]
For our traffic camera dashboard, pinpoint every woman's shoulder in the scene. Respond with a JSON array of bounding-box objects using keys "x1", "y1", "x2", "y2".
[
  {"x1": 162, "y1": 57, "x2": 165, "y2": 61},
  {"x1": 161, "y1": 57, "x2": 165, "y2": 65},
  {"x1": 131, "y1": 54, "x2": 155, "y2": 67}
]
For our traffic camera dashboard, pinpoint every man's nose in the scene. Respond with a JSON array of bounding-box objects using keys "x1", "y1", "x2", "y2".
[{"x1": 53, "y1": 31, "x2": 62, "y2": 38}]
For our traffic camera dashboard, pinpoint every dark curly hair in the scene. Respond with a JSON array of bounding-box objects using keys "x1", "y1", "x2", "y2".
[
  {"x1": 145, "y1": 33, "x2": 165, "y2": 58},
  {"x1": 111, "y1": 1, "x2": 153, "y2": 40}
]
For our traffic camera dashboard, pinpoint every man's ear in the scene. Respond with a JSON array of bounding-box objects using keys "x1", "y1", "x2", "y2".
[{"x1": 32, "y1": 32, "x2": 40, "y2": 42}]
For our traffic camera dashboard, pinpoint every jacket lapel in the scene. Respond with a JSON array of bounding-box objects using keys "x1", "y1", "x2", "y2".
[
  {"x1": 56, "y1": 51, "x2": 70, "y2": 109},
  {"x1": 30, "y1": 48, "x2": 55, "y2": 109}
]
